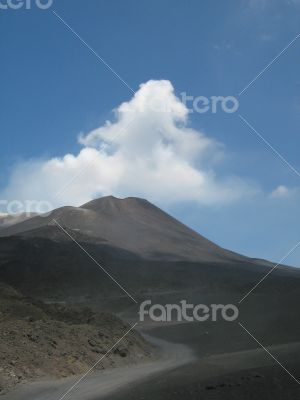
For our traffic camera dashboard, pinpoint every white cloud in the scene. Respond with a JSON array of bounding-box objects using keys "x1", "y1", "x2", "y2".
[
  {"x1": 0, "y1": 80, "x2": 258, "y2": 210},
  {"x1": 270, "y1": 185, "x2": 292, "y2": 198}
]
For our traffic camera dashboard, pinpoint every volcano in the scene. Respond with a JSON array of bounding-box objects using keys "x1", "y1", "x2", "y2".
[
  {"x1": 0, "y1": 196, "x2": 298, "y2": 302},
  {"x1": 0, "y1": 196, "x2": 252, "y2": 263}
]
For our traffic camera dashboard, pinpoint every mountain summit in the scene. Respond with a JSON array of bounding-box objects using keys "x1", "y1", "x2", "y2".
[{"x1": 0, "y1": 196, "x2": 246, "y2": 263}]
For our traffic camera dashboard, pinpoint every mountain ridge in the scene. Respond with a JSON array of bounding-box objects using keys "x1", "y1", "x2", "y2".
[{"x1": 0, "y1": 196, "x2": 248, "y2": 263}]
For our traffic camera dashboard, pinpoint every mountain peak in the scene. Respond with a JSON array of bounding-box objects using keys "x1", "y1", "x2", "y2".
[{"x1": 80, "y1": 196, "x2": 151, "y2": 213}]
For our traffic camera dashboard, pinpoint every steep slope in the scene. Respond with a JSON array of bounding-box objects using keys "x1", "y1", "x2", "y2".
[
  {"x1": 0, "y1": 196, "x2": 247, "y2": 263},
  {"x1": 0, "y1": 282, "x2": 152, "y2": 394}
]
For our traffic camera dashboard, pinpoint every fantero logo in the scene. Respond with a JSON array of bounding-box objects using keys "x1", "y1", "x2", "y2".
[
  {"x1": 0, "y1": 0, "x2": 53, "y2": 10},
  {"x1": 139, "y1": 300, "x2": 239, "y2": 323},
  {"x1": 0, "y1": 199, "x2": 53, "y2": 217}
]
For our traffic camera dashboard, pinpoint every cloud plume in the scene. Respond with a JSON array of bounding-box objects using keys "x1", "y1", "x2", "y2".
[{"x1": 1, "y1": 80, "x2": 257, "y2": 210}]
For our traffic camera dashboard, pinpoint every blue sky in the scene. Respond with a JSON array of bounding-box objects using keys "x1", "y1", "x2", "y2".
[{"x1": 1, "y1": 0, "x2": 300, "y2": 265}]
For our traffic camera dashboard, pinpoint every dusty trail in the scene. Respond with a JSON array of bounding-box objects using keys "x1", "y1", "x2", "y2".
[
  {"x1": 2, "y1": 333, "x2": 195, "y2": 400},
  {"x1": 3, "y1": 324, "x2": 300, "y2": 400}
]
